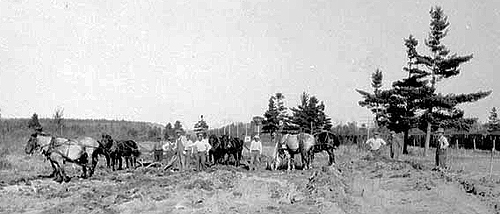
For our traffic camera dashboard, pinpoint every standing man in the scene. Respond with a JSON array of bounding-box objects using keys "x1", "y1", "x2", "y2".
[
  {"x1": 365, "y1": 131, "x2": 386, "y2": 156},
  {"x1": 193, "y1": 132, "x2": 212, "y2": 171},
  {"x1": 184, "y1": 135, "x2": 195, "y2": 169},
  {"x1": 435, "y1": 128, "x2": 449, "y2": 170},
  {"x1": 249, "y1": 135, "x2": 263, "y2": 170},
  {"x1": 174, "y1": 129, "x2": 187, "y2": 171},
  {"x1": 388, "y1": 131, "x2": 402, "y2": 160},
  {"x1": 153, "y1": 137, "x2": 163, "y2": 163}
]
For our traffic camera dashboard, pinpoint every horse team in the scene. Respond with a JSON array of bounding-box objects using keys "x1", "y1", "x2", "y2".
[{"x1": 24, "y1": 130, "x2": 341, "y2": 183}]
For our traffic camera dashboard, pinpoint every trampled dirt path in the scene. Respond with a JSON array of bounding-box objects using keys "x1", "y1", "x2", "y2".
[{"x1": 0, "y1": 146, "x2": 498, "y2": 214}]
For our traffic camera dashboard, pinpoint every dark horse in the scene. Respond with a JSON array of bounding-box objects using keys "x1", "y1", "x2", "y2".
[
  {"x1": 208, "y1": 134, "x2": 225, "y2": 165},
  {"x1": 100, "y1": 134, "x2": 141, "y2": 170},
  {"x1": 313, "y1": 131, "x2": 341, "y2": 165},
  {"x1": 219, "y1": 135, "x2": 244, "y2": 166}
]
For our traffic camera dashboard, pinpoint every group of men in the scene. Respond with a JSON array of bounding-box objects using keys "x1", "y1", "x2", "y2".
[
  {"x1": 152, "y1": 130, "x2": 265, "y2": 171},
  {"x1": 364, "y1": 128, "x2": 449, "y2": 170},
  {"x1": 152, "y1": 131, "x2": 265, "y2": 171},
  {"x1": 153, "y1": 130, "x2": 212, "y2": 171}
]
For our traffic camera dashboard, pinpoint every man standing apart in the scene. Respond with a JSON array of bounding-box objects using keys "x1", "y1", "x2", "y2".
[
  {"x1": 193, "y1": 132, "x2": 212, "y2": 171},
  {"x1": 174, "y1": 129, "x2": 187, "y2": 171},
  {"x1": 388, "y1": 131, "x2": 402, "y2": 160},
  {"x1": 249, "y1": 135, "x2": 263, "y2": 170},
  {"x1": 365, "y1": 131, "x2": 386, "y2": 156},
  {"x1": 435, "y1": 128, "x2": 449, "y2": 170}
]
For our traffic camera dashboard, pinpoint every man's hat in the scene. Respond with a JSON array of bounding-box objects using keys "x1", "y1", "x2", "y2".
[
  {"x1": 175, "y1": 129, "x2": 183, "y2": 134},
  {"x1": 389, "y1": 130, "x2": 396, "y2": 134},
  {"x1": 436, "y1": 128, "x2": 445, "y2": 133},
  {"x1": 373, "y1": 131, "x2": 380, "y2": 135},
  {"x1": 254, "y1": 135, "x2": 260, "y2": 139}
]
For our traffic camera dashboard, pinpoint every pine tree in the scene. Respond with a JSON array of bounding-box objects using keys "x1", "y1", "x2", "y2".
[
  {"x1": 263, "y1": 92, "x2": 288, "y2": 136},
  {"x1": 262, "y1": 96, "x2": 280, "y2": 136},
  {"x1": 487, "y1": 107, "x2": 500, "y2": 133},
  {"x1": 164, "y1": 123, "x2": 174, "y2": 140},
  {"x1": 288, "y1": 92, "x2": 332, "y2": 134},
  {"x1": 28, "y1": 113, "x2": 42, "y2": 131},
  {"x1": 411, "y1": 6, "x2": 491, "y2": 156},
  {"x1": 194, "y1": 115, "x2": 208, "y2": 134},
  {"x1": 174, "y1": 120, "x2": 185, "y2": 134},
  {"x1": 356, "y1": 68, "x2": 387, "y2": 127}
]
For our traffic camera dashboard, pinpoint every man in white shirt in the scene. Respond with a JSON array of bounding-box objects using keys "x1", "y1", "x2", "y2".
[
  {"x1": 249, "y1": 135, "x2": 263, "y2": 170},
  {"x1": 365, "y1": 131, "x2": 386, "y2": 156},
  {"x1": 193, "y1": 132, "x2": 212, "y2": 171},
  {"x1": 435, "y1": 128, "x2": 449, "y2": 170}
]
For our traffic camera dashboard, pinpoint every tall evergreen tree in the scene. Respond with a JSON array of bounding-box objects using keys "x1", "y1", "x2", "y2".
[
  {"x1": 262, "y1": 92, "x2": 288, "y2": 136},
  {"x1": 174, "y1": 120, "x2": 185, "y2": 134},
  {"x1": 262, "y1": 96, "x2": 279, "y2": 136},
  {"x1": 194, "y1": 115, "x2": 208, "y2": 134},
  {"x1": 356, "y1": 68, "x2": 388, "y2": 127},
  {"x1": 164, "y1": 122, "x2": 174, "y2": 140},
  {"x1": 487, "y1": 107, "x2": 500, "y2": 133},
  {"x1": 371, "y1": 69, "x2": 384, "y2": 125},
  {"x1": 28, "y1": 113, "x2": 42, "y2": 131},
  {"x1": 288, "y1": 92, "x2": 332, "y2": 134},
  {"x1": 410, "y1": 6, "x2": 491, "y2": 156}
]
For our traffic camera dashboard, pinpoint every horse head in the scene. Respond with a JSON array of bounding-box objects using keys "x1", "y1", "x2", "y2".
[
  {"x1": 25, "y1": 133, "x2": 53, "y2": 155},
  {"x1": 100, "y1": 134, "x2": 114, "y2": 150},
  {"x1": 208, "y1": 135, "x2": 220, "y2": 150},
  {"x1": 316, "y1": 132, "x2": 340, "y2": 149},
  {"x1": 25, "y1": 133, "x2": 39, "y2": 155}
]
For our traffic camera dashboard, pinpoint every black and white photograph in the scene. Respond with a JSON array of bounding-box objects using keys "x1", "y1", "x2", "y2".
[{"x1": 0, "y1": 0, "x2": 499, "y2": 213}]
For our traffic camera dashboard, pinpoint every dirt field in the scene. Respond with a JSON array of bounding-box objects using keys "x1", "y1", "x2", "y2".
[{"x1": 0, "y1": 144, "x2": 499, "y2": 214}]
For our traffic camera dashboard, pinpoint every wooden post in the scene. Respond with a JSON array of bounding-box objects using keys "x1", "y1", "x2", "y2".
[
  {"x1": 473, "y1": 137, "x2": 477, "y2": 151},
  {"x1": 490, "y1": 137, "x2": 495, "y2": 179},
  {"x1": 456, "y1": 138, "x2": 459, "y2": 149}
]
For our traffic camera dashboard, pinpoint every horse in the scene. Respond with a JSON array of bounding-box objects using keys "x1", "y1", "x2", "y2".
[
  {"x1": 99, "y1": 134, "x2": 114, "y2": 168},
  {"x1": 276, "y1": 133, "x2": 315, "y2": 170},
  {"x1": 313, "y1": 131, "x2": 341, "y2": 165},
  {"x1": 25, "y1": 133, "x2": 91, "y2": 183},
  {"x1": 219, "y1": 135, "x2": 244, "y2": 166},
  {"x1": 73, "y1": 136, "x2": 103, "y2": 177},
  {"x1": 100, "y1": 134, "x2": 140, "y2": 170},
  {"x1": 208, "y1": 134, "x2": 224, "y2": 165}
]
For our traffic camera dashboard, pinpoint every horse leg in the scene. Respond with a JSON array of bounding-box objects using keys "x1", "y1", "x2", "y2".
[
  {"x1": 105, "y1": 152, "x2": 111, "y2": 168},
  {"x1": 52, "y1": 159, "x2": 67, "y2": 183},
  {"x1": 118, "y1": 155, "x2": 123, "y2": 170},
  {"x1": 326, "y1": 148, "x2": 335, "y2": 165},
  {"x1": 49, "y1": 159, "x2": 63, "y2": 183},
  {"x1": 48, "y1": 160, "x2": 57, "y2": 178}
]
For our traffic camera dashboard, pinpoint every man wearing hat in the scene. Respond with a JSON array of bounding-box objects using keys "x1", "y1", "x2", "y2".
[
  {"x1": 365, "y1": 131, "x2": 387, "y2": 156},
  {"x1": 192, "y1": 131, "x2": 212, "y2": 171},
  {"x1": 388, "y1": 130, "x2": 403, "y2": 160},
  {"x1": 249, "y1": 135, "x2": 263, "y2": 170},
  {"x1": 174, "y1": 129, "x2": 188, "y2": 171},
  {"x1": 435, "y1": 128, "x2": 449, "y2": 170}
]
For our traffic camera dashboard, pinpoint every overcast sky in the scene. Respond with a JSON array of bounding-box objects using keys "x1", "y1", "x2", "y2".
[{"x1": 1, "y1": 0, "x2": 499, "y2": 129}]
